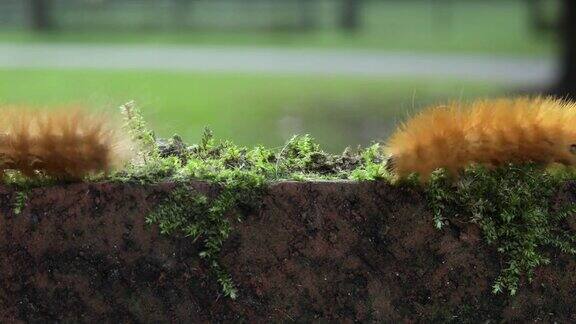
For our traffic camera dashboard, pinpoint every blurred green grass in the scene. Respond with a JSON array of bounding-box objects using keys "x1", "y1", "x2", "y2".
[
  {"x1": 0, "y1": 68, "x2": 502, "y2": 151},
  {"x1": 0, "y1": 0, "x2": 555, "y2": 56}
]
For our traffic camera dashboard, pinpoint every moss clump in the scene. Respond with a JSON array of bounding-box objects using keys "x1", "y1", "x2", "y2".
[
  {"x1": 12, "y1": 190, "x2": 28, "y2": 215},
  {"x1": 427, "y1": 163, "x2": 576, "y2": 295},
  {"x1": 146, "y1": 186, "x2": 243, "y2": 299},
  {"x1": 116, "y1": 107, "x2": 390, "y2": 185},
  {"x1": 349, "y1": 143, "x2": 389, "y2": 181},
  {"x1": 118, "y1": 103, "x2": 388, "y2": 298},
  {"x1": 120, "y1": 101, "x2": 158, "y2": 162}
]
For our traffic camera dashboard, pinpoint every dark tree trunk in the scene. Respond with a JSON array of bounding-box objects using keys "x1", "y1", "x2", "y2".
[
  {"x1": 555, "y1": 0, "x2": 576, "y2": 99},
  {"x1": 340, "y1": 0, "x2": 361, "y2": 32},
  {"x1": 29, "y1": 0, "x2": 52, "y2": 31}
]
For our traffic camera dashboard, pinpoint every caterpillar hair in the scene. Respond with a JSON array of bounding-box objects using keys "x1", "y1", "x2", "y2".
[
  {"x1": 0, "y1": 106, "x2": 131, "y2": 179},
  {"x1": 385, "y1": 97, "x2": 576, "y2": 180}
]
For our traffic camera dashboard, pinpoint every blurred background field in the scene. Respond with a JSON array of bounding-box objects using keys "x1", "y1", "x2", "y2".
[{"x1": 0, "y1": 0, "x2": 569, "y2": 151}]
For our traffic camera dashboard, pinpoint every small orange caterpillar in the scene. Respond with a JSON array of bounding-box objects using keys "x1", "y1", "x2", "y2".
[
  {"x1": 0, "y1": 107, "x2": 130, "y2": 179},
  {"x1": 386, "y1": 97, "x2": 576, "y2": 180}
]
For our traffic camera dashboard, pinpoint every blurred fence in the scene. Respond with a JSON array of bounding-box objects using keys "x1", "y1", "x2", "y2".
[
  {"x1": 0, "y1": 1, "x2": 26, "y2": 28},
  {"x1": 0, "y1": 0, "x2": 335, "y2": 31},
  {"x1": 0, "y1": 0, "x2": 556, "y2": 41}
]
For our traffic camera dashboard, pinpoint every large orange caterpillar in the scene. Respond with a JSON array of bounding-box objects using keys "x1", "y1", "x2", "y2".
[
  {"x1": 386, "y1": 97, "x2": 576, "y2": 180},
  {"x1": 0, "y1": 107, "x2": 130, "y2": 179}
]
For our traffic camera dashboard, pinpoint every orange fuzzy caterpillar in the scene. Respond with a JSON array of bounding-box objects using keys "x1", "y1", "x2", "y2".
[
  {"x1": 386, "y1": 97, "x2": 576, "y2": 180},
  {"x1": 0, "y1": 107, "x2": 130, "y2": 179}
]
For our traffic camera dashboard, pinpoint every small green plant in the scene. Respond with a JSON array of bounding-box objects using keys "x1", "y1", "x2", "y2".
[
  {"x1": 13, "y1": 190, "x2": 28, "y2": 215},
  {"x1": 114, "y1": 101, "x2": 182, "y2": 184},
  {"x1": 349, "y1": 143, "x2": 389, "y2": 181},
  {"x1": 427, "y1": 163, "x2": 576, "y2": 295},
  {"x1": 1, "y1": 171, "x2": 55, "y2": 215},
  {"x1": 147, "y1": 186, "x2": 241, "y2": 299},
  {"x1": 120, "y1": 100, "x2": 158, "y2": 162}
]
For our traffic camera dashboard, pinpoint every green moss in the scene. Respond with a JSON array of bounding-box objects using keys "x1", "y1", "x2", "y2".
[
  {"x1": 120, "y1": 101, "x2": 158, "y2": 161},
  {"x1": 427, "y1": 163, "x2": 576, "y2": 295},
  {"x1": 146, "y1": 186, "x2": 241, "y2": 299},
  {"x1": 12, "y1": 190, "x2": 28, "y2": 215},
  {"x1": 116, "y1": 102, "x2": 391, "y2": 298},
  {"x1": 1, "y1": 171, "x2": 58, "y2": 215},
  {"x1": 349, "y1": 143, "x2": 389, "y2": 181}
]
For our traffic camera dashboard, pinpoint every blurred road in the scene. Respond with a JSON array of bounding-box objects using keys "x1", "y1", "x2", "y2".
[{"x1": 0, "y1": 44, "x2": 557, "y2": 86}]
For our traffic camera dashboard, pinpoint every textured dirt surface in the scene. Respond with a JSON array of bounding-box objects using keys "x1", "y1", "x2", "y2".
[{"x1": 0, "y1": 180, "x2": 575, "y2": 322}]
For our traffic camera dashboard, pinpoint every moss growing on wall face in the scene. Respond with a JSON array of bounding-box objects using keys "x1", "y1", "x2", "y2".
[{"x1": 427, "y1": 164, "x2": 576, "y2": 295}]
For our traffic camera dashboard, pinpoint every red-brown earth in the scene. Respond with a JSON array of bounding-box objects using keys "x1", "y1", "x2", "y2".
[{"x1": 0, "y1": 181, "x2": 574, "y2": 322}]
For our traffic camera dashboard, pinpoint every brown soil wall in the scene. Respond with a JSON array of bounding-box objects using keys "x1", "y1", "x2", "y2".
[{"x1": 0, "y1": 181, "x2": 575, "y2": 323}]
